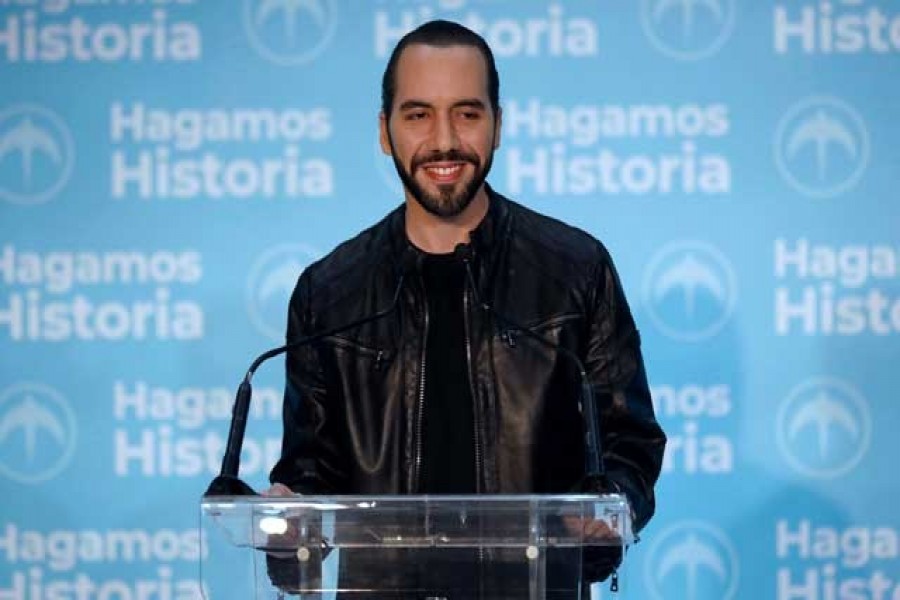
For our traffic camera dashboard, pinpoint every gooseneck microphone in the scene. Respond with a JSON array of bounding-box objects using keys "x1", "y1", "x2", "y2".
[
  {"x1": 204, "y1": 258, "x2": 413, "y2": 497},
  {"x1": 453, "y1": 244, "x2": 606, "y2": 485}
]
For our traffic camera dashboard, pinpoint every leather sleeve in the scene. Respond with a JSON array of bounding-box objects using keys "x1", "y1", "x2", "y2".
[
  {"x1": 268, "y1": 270, "x2": 347, "y2": 494},
  {"x1": 584, "y1": 254, "x2": 667, "y2": 534}
]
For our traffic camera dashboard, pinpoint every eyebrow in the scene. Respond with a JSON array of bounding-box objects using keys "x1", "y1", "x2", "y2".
[
  {"x1": 454, "y1": 99, "x2": 487, "y2": 110},
  {"x1": 397, "y1": 98, "x2": 487, "y2": 112}
]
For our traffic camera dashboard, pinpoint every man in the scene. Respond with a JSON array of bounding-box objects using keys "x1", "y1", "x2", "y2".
[{"x1": 267, "y1": 19, "x2": 666, "y2": 597}]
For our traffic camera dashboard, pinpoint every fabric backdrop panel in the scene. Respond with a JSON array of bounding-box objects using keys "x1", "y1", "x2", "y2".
[{"x1": 1, "y1": 1, "x2": 897, "y2": 598}]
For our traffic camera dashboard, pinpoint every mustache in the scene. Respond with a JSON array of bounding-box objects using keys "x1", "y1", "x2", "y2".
[{"x1": 411, "y1": 149, "x2": 480, "y2": 172}]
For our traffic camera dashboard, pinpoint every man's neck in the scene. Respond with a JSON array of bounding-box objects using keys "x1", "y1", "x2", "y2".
[{"x1": 405, "y1": 188, "x2": 489, "y2": 254}]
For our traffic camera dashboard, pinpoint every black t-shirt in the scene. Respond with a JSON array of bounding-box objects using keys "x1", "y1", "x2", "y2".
[{"x1": 419, "y1": 252, "x2": 477, "y2": 494}]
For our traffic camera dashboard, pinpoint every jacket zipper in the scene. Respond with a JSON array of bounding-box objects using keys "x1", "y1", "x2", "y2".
[
  {"x1": 411, "y1": 289, "x2": 429, "y2": 492},
  {"x1": 501, "y1": 313, "x2": 582, "y2": 347},
  {"x1": 463, "y1": 267, "x2": 487, "y2": 599},
  {"x1": 463, "y1": 284, "x2": 484, "y2": 494},
  {"x1": 323, "y1": 336, "x2": 389, "y2": 369}
]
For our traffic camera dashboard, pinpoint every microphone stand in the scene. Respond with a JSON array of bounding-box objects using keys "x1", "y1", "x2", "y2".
[
  {"x1": 455, "y1": 245, "x2": 607, "y2": 488},
  {"x1": 204, "y1": 270, "x2": 409, "y2": 497}
]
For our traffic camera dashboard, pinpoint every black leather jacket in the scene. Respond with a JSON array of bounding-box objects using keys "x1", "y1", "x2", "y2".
[{"x1": 270, "y1": 187, "x2": 666, "y2": 534}]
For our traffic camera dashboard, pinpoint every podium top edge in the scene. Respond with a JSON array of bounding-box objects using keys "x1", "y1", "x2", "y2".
[{"x1": 201, "y1": 493, "x2": 629, "y2": 507}]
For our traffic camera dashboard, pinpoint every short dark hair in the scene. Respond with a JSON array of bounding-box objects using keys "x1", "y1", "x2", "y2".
[{"x1": 381, "y1": 20, "x2": 500, "y2": 119}]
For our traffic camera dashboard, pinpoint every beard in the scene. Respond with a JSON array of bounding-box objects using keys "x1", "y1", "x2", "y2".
[{"x1": 388, "y1": 134, "x2": 495, "y2": 218}]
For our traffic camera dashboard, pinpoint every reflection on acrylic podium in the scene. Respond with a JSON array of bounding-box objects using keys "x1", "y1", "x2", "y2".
[{"x1": 201, "y1": 494, "x2": 633, "y2": 599}]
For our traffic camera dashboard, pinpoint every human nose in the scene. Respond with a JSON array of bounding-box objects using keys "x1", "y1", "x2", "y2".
[{"x1": 432, "y1": 112, "x2": 460, "y2": 152}]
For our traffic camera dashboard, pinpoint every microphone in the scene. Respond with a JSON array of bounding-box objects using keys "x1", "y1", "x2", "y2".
[
  {"x1": 453, "y1": 243, "x2": 606, "y2": 486},
  {"x1": 456, "y1": 245, "x2": 627, "y2": 586},
  {"x1": 204, "y1": 255, "x2": 415, "y2": 497}
]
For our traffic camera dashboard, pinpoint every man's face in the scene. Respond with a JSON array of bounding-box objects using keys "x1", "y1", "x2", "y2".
[{"x1": 380, "y1": 44, "x2": 501, "y2": 218}]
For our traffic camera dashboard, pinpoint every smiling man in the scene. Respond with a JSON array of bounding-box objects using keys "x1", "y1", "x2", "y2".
[
  {"x1": 380, "y1": 40, "x2": 499, "y2": 252},
  {"x1": 268, "y1": 19, "x2": 666, "y2": 598}
]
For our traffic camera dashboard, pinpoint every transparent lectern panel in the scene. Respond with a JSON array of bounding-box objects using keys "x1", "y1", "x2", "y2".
[{"x1": 201, "y1": 495, "x2": 632, "y2": 599}]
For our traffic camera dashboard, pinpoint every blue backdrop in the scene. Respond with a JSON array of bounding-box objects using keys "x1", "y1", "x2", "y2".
[{"x1": 2, "y1": 1, "x2": 898, "y2": 598}]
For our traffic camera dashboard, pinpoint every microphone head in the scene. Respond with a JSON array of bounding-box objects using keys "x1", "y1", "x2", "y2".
[{"x1": 453, "y1": 242, "x2": 474, "y2": 264}]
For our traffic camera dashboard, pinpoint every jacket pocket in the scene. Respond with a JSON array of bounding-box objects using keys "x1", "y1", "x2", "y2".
[
  {"x1": 497, "y1": 312, "x2": 582, "y2": 348},
  {"x1": 323, "y1": 335, "x2": 395, "y2": 371}
]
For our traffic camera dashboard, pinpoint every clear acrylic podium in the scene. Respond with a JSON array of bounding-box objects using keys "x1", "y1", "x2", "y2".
[{"x1": 201, "y1": 494, "x2": 632, "y2": 599}]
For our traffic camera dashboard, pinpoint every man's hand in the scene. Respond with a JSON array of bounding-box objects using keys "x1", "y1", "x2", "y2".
[
  {"x1": 561, "y1": 515, "x2": 621, "y2": 543},
  {"x1": 262, "y1": 482, "x2": 295, "y2": 497},
  {"x1": 259, "y1": 482, "x2": 299, "y2": 556},
  {"x1": 561, "y1": 514, "x2": 624, "y2": 583}
]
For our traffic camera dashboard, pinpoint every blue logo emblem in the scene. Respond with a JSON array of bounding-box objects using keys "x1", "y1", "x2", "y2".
[
  {"x1": 642, "y1": 240, "x2": 737, "y2": 341},
  {"x1": 243, "y1": 0, "x2": 338, "y2": 65},
  {"x1": 0, "y1": 383, "x2": 77, "y2": 484},
  {"x1": 246, "y1": 244, "x2": 322, "y2": 341},
  {"x1": 641, "y1": 0, "x2": 736, "y2": 60},
  {"x1": 0, "y1": 105, "x2": 75, "y2": 206},
  {"x1": 776, "y1": 377, "x2": 871, "y2": 479},
  {"x1": 644, "y1": 521, "x2": 739, "y2": 599},
  {"x1": 774, "y1": 96, "x2": 869, "y2": 198}
]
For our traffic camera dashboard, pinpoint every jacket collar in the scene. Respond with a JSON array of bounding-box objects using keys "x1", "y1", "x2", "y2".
[
  {"x1": 469, "y1": 183, "x2": 509, "y2": 257},
  {"x1": 389, "y1": 182, "x2": 509, "y2": 268}
]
